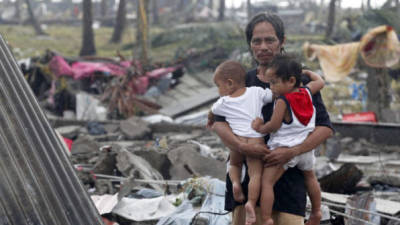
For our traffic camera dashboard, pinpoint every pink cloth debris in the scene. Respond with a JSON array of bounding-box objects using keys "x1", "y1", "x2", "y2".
[
  {"x1": 146, "y1": 66, "x2": 180, "y2": 79},
  {"x1": 71, "y1": 61, "x2": 127, "y2": 79},
  {"x1": 49, "y1": 55, "x2": 74, "y2": 77},
  {"x1": 130, "y1": 76, "x2": 149, "y2": 95},
  {"x1": 49, "y1": 55, "x2": 130, "y2": 79}
]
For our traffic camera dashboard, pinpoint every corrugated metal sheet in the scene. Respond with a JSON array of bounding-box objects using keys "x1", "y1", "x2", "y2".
[{"x1": 0, "y1": 35, "x2": 103, "y2": 225}]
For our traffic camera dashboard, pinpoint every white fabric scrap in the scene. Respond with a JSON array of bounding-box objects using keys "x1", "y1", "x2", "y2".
[
  {"x1": 112, "y1": 196, "x2": 177, "y2": 221},
  {"x1": 91, "y1": 194, "x2": 119, "y2": 215}
]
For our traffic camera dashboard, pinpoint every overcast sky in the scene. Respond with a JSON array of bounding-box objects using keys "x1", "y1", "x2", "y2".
[{"x1": 226, "y1": 0, "x2": 386, "y2": 9}]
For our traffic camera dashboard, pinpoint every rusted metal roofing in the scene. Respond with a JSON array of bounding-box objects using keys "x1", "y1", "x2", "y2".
[{"x1": 0, "y1": 36, "x2": 103, "y2": 225}]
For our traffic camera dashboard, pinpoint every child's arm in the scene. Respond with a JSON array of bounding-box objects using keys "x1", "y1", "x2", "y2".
[
  {"x1": 252, "y1": 98, "x2": 287, "y2": 134},
  {"x1": 303, "y1": 70, "x2": 324, "y2": 95}
]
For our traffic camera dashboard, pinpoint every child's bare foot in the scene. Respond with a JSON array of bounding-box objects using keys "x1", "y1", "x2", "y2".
[
  {"x1": 232, "y1": 182, "x2": 245, "y2": 203},
  {"x1": 306, "y1": 210, "x2": 322, "y2": 225},
  {"x1": 262, "y1": 218, "x2": 274, "y2": 225},
  {"x1": 245, "y1": 202, "x2": 256, "y2": 225}
]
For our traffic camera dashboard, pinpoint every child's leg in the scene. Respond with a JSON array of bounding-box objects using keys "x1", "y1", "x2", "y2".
[
  {"x1": 260, "y1": 166, "x2": 285, "y2": 225},
  {"x1": 229, "y1": 148, "x2": 245, "y2": 203},
  {"x1": 303, "y1": 170, "x2": 322, "y2": 225},
  {"x1": 244, "y1": 155, "x2": 264, "y2": 225},
  {"x1": 242, "y1": 137, "x2": 267, "y2": 224}
]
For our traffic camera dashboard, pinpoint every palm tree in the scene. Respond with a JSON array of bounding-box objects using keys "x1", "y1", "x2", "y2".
[
  {"x1": 325, "y1": 0, "x2": 336, "y2": 39},
  {"x1": 110, "y1": 0, "x2": 126, "y2": 43},
  {"x1": 100, "y1": 0, "x2": 107, "y2": 17},
  {"x1": 15, "y1": 0, "x2": 21, "y2": 22},
  {"x1": 152, "y1": 0, "x2": 160, "y2": 25},
  {"x1": 218, "y1": 0, "x2": 225, "y2": 21},
  {"x1": 24, "y1": 0, "x2": 46, "y2": 35},
  {"x1": 79, "y1": 0, "x2": 96, "y2": 56}
]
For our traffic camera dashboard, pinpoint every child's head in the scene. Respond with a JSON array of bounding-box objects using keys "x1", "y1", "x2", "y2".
[
  {"x1": 213, "y1": 60, "x2": 246, "y2": 96},
  {"x1": 265, "y1": 54, "x2": 302, "y2": 96}
]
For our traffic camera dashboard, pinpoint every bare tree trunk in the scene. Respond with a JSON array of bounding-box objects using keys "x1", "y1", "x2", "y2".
[
  {"x1": 80, "y1": 0, "x2": 96, "y2": 56},
  {"x1": 24, "y1": 0, "x2": 46, "y2": 36},
  {"x1": 218, "y1": 0, "x2": 225, "y2": 21},
  {"x1": 325, "y1": 0, "x2": 336, "y2": 39},
  {"x1": 100, "y1": 0, "x2": 107, "y2": 17},
  {"x1": 367, "y1": 0, "x2": 371, "y2": 9},
  {"x1": 366, "y1": 67, "x2": 391, "y2": 122},
  {"x1": 136, "y1": 0, "x2": 149, "y2": 67},
  {"x1": 152, "y1": 0, "x2": 160, "y2": 25},
  {"x1": 110, "y1": 0, "x2": 126, "y2": 43},
  {"x1": 247, "y1": 0, "x2": 251, "y2": 21},
  {"x1": 15, "y1": 0, "x2": 21, "y2": 22}
]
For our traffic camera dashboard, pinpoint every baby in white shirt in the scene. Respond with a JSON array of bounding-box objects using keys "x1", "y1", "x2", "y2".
[{"x1": 210, "y1": 60, "x2": 273, "y2": 216}]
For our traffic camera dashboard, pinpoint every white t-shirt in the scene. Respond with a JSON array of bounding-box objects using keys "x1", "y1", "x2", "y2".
[{"x1": 211, "y1": 86, "x2": 273, "y2": 138}]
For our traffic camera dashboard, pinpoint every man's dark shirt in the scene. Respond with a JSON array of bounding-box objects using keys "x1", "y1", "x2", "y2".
[{"x1": 215, "y1": 68, "x2": 333, "y2": 217}]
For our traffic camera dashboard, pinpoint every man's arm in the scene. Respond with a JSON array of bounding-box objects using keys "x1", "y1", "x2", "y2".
[
  {"x1": 263, "y1": 126, "x2": 332, "y2": 166},
  {"x1": 212, "y1": 121, "x2": 270, "y2": 158}
]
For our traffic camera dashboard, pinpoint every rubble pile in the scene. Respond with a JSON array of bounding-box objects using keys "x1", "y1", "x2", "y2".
[
  {"x1": 20, "y1": 50, "x2": 185, "y2": 120},
  {"x1": 50, "y1": 111, "x2": 400, "y2": 225},
  {"x1": 53, "y1": 116, "x2": 231, "y2": 224}
]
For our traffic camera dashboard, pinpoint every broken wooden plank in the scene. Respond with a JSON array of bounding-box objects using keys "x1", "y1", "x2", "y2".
[
  {"x1": 160, "y1": 87, "x2": 219, "y2": 118},
  {"x1": 336, "y1": 155, "x2": 391, "y2": 164},
  {"x1": 322, "y1": 192, "x2": 400, "y2": 215}
]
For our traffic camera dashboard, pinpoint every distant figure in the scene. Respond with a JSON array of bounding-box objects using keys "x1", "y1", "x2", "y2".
[{"x1": 73, "y1": 5, "x2": 80, "y2": 18}]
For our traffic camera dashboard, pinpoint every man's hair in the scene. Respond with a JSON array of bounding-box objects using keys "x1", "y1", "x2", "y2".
[
  {"x1": 245, "y1": 13, "x2": 285, "y2": 48},
  {"x1": 269, "y1": 54, "x2": 302, "y2": 87},
  {"x1": 214, "y1": 60, "x2": 246, "y2": 85}
]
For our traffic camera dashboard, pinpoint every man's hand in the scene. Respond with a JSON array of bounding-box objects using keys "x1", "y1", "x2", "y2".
[
  {"x1": 239, "y1": 142, "x2": 270, "y2": 157},
  {"x1": 263, "y1": 146, "x2": 296, "y2": 167},
  {"x1": 251, "y1": 117, "x2": 264, "y2": 132}
]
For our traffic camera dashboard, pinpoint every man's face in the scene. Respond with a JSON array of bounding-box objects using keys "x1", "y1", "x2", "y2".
[{"x1": 250, "y1": 22, "x2": 283, "y2": 66}]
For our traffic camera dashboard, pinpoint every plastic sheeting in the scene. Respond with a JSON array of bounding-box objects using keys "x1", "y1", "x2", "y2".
[{"x1": 112, "y1": 195, "x2": 178, "y2": 221}]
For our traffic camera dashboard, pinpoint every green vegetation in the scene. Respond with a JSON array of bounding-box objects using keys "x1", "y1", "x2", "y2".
[{"x1": 0, "y1": 25, "x2": 150, "y2": 60}]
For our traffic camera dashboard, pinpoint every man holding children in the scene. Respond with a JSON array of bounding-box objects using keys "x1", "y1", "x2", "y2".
[{"x1": 208, "y1": 13, "x2": 333, "y2": 225}]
